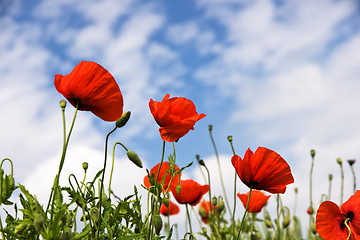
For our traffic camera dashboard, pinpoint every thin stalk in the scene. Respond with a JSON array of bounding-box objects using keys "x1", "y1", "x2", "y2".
[
  {"x1": 97, "y1": 126, "x2": 117, "y2": 238},
  {"x1": 109, "y1": 142, "x2": 128, "y2": 196},
  {"x1": 237, "y1": 185, "x2": 253, "y2": 240},
  {"x1": 228, "y1": 137, "x2": 237, "y2": 237},
  {"x1": 208, "y1": 126, "x2": 232, "y2": 220},
  {"x1": 350, "y1": 164, "x2": 356, "y2": 193},
  {"x1": 48, "y1": 101, "x2": 79, "y2": 224},
  {"x1": 185, "y1": 204, "x2": 193, "y2": 235}
]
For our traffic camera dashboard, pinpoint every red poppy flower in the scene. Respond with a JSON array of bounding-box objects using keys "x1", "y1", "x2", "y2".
[
  {"x1": 231, "y1": 147, "x2": 294, "y2": 194},
  {"x1": 316, "y1": 190, "x2": 360, "y2": 240},
  {"x1": 237, "y1": 190, "x2": 270, "y2": 213},
  {"x1": 149, "y1": 93, "x2": 206, "y2": 142},
  {"x1": 198, "y1": 200, "x2": 214, "y2": 224},
  {"x1": 160, "y1": 200, "x2": 180, "y2": 216},
  {"x1": 171, "y1": 179, "x2": 210, "y2": 206},
  {"x1": 143, "y1": 162, "x2": 180, "y2": 191},
  {"x1": 54, "y1": 61, "x2": 124, "y2": 122}
]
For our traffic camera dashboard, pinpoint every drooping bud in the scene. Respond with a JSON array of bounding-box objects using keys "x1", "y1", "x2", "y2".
[
  {"x1": 265, "y1": 219, "x2": 273, "y2": 228},
  {"x1": 115, "y1": 111, "x2": 131, "y2": 128},
  {"x1": 153, "y1": 214, "x2": 163, "y2": 235},
  {"x1": 82, "y1": 162, "x2": 88, "y2": 171},
  {"x1": 162, "y1": 197, "x2": 169, "y2": 208},
  {"x1": 310, "y1": 149, "x2": 316, "y2": 158},
  {"x1": 282, "y1": 216, "x2": 291, "y2": 228},
  {"x1": 127, "y1": 150, "x2": 143, "y2": 168},
  {"x1": 60, "y1": 100, "x2": 67, "y2": 109},
  {"x1": 176, "y1": 184, "x2": 181, "y2": 194},
  {"x1": 336, "y1": 157, "x2": 343, "y2": 165}
]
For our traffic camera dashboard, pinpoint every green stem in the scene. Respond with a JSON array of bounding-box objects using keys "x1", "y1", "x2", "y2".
[
  {"x1": 228, "y1": 138, "x2": 237, "y2": 237},
  {"x1": 185, "y1": 204, "x2": 193, "y2": 235},
  {"x1": 209, "y1": 127, "x2": 232, "y2": 220},
  {"x1": 340, "y1": 163, "x2": 344, "y2": 205},
  {"x1": 97, "y1": 126, "x2": 117, "y2": 238},
  {"x1": 237, "y1": 185, "x2": 253, "y2": 240},
  {"x1": 344, "y1": 218, "x2": 352, "y2": 240},
  {"x1": 48, "y1": 101, "x2": 79, "y2": 224},
  {"x1": 350, "y1": 165, "x2": 356, "y2": 193},
  {"x1": 109, "y1": 142, "x2": 128, "y2": 196}
]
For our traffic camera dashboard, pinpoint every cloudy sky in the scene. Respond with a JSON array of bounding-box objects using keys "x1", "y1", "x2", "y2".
[{"x1": 1, "y1": 0, "x2": 360, "y2": 236}]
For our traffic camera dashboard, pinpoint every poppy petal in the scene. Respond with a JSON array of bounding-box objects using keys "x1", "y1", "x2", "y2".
[
  {"x1": 237, "y1": 190, "x2": 270, "y2": 213},
  {"x1": 341, "y1": 190, "x2": 360, "y2": 235},
  {"x1": 171, "y1": 179, "x2": 210, "y2": 206}
]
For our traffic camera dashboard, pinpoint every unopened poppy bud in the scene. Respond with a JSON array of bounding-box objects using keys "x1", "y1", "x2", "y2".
[
  {"x1": 126, "y1": 150, "x2": 143, "y2": 168},
  {"x1": 60, "y1": 100, "x2": 67, "y2": 109},
  {"x1": 162, "y1": 198, "x2": 169, "y2": 208},
  {"x1": 265, "y1": 219, "x2": 273, "y2": 228},
  {"x1": 336, "y1": 157, "x2": 342, "y2": 165},
  {"x1": 348, "y1": 159, "x2": 356, "y2": 166},
  {"x1": 202, "y1": 227, "x2": 207, "y2": 234},
  {"x1": 294, "y1": 188, "x2": 298, "y2": 194},
  {"x1": 212, "y1": 196, "x2": 217, "y2": 206},
  {"x1": 33, "y1": 214, "x2": 44, "y2": 232},
  {"x1": 199, "y1": 206, "x2": 207, "y2": 218},
  {"x1": 153, "y1": 214, "x2": 163, "y2": 235},
  {"x1": 307, "y1": 206, "x2": 314, "y2": 215},
  {"x1": 282, "y1": 216, "x2": 291, "y2": 228},
  {"x1": 227, "y1": 135, "x2": 233, "y2": 143},
  {"x1": 82, "y1": 162, "x2": 88, "y2": 171},
  {"x1": 216, "y1": 201, "x2": 225, "y2": 213},
  {"x1": 208, "y1": 124, "x2": 213, "y2": 131},
  {"x1": 115, "y1": 111, "x2": 131, "y2": 128},
  {"x1": 328, "y1": 174, "x2": 333, "y2": 180},
  {"x1": 310, "y1": 149, "x2": 316, "y2": 158},
  {"x1": 176, "y1": 184, "x2": 181, "y2": 194}
]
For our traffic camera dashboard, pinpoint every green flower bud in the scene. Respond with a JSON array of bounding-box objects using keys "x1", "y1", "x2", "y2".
[
  {"x1": 329, "y1": 174, "x2": 333, "y2": 180},
  {"x1": 212, "y1": 196, "x2": 218, "y2": 206},
  {"x1": 294, "y1": 187, "x2": 298, "y2": 194},
  {"x1": 115, "y1": 111, "x2": 131, "y2": 128},
  {"x1": 60, "y1": 100, "x2": 67, "y2": 109},
  {"x1": 208, "y1": 124, "x2": 213, "y2": 131},
  {"x1": 202, "y1": 227, "x2": 207, "y2": 234},
  {"x1": 126, "y1": 150, "x2": 143, "y2": 168},
  {"x1": 82, "y1": 162, "x2": 88, "y2": 171},
  {"x1": 176, "y1": 184, "x2": 181, "y2": 194},
  {"x1": 265, "y1": 219, "x2": 273, "y2": 228},
  {"x1": 337, "y1": 157, "x2": 343, "y2": 165},
  {"x1": 215, "y1": 201, "x2": 225, "y2": 213},
  {"x1": 227, "y1": 135, "x2": 233, "y2": 143},
  {"x1": 153, "y1": 214, "x2": 163, "y2": 235},
  {"x1": 282, "y1": 216, "x2": 291, "y2": 228},
  {"x1": 310, "y1": 149, "x2": 316, "y2": 158},
  {"x1": 162, "y1": 197, "x2": 169, "y2": 208},
  {"x1": 199, "y1": 206, "x2": 207, "y2": 218}
]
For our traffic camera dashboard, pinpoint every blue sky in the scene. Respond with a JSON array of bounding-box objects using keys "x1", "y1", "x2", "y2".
[{"x1": 1, "y1": 0, "x2": 360, "y2": 235}]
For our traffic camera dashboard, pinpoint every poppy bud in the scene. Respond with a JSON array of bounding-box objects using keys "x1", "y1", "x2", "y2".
[
  {"x1": 310, "y1": 149, "x2": 316, "y2": 158},
  {"x1": 348, "y1": 159, "x2": 356, "y2": 166},
  {"x1": 307, "y1": 206, "x2": 314, "y2": 215},
  {"x1": 328, "y1": 174, "x2": 333, "y2": 180},
  {"x1": 60, "y1": 100, "x2": 67, "y2": 109},
  {"x1": 176, "y1": 184, "x2": 181, "y2": 194},
  {"x1": 153, "y1": 214, "x2": 163, "y2": 235},
  {"x1": 199, "y1": 206, "x2": 207, "y2": 218},
  {"x1": 33, "y1": 214, "x2": 44, "y2": 232},
  {"x1": 126, "y1": 150, "x2": 143, "y2": 168},
  {"x1": 294, "y1": 188, "x2": 298, "y2": 194},
  {"x1": 208, "y1": 124, "x2": 213, "y2": 131},
  {"x1": 216, "y1": 200, "x2": 225, "y2": 213},
  {"x1": 162, "y1": 197, "x2": 169, "y2": 208},
  {"x1": 115, "y1": 111, "x2": 131, "y2": 128},
  {"x1": 336, "y1": 157, "x2": 342, "y2": 165},
  {"x1": 82, "y1": 162, "x2": 88, "y2": 171},
  {"x1": 202, "y1": 227, "x2": 207, "y2": 234},
  {"x1": 212, "y1": 196, "x2": 218, "y2": 206},
  {"x1": 265, "y1": 219, "x2": 273, "y2": 228},
  {"x1": 227, "y1": 135, "x2": 233, "y2": 143},
  {"x1": 282, "y1": 216, "x2": 291, "y2": 228}
]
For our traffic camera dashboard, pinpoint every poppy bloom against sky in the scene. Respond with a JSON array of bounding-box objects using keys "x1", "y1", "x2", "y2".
[
  {"x1": 237, "y1": 190, "x2": 271, "y2": 213},
  {"x1": 54, "y1": 61, "x2": 124, "y2": 122},
  {"x1": 232, "y1": 147, "x2": 294, "y2": 194},
  {"x1": 160, "y1": 200, "x2": 180, "y2": 216},
  {"x1": 149, "y1": 93, "x2": 206, "y2": 142},
  {"x1": 171, "y1": 179, "x2": 209, "y2": 206},
  {"x1": 143, "y1": 161, "x2": 180, "y2": 192},
  {"x1": 316, "y1": 190, "x2": 360, "y2": 240}
]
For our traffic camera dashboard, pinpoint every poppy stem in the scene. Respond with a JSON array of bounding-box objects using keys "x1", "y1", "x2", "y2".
[
  {"x1": 185, "y1": 204, "x2": 193, "y2": 235},
  {"x1": 208, "y1": 126, "x2": 233, "y2": 220},
  {"x1": 237, "y1": 185, "x2": 253, "y2": 240},
  {"x1": 227, "y1": 136, "x2": 237, "y2": 237},
  {"x1": 97, "y1": 125, "x2": 117, "y2": 238},
  {"x1": 337, "y1": 158, "x2": 344, "y2": 204},
  {"x1": 48, "y1": 100, "x2": 79, "y2": 225},
  {"x1": 109, "y1": 142, "x2": 128, "y2": 196},
  {"x1": 349, "y1": 164, "x2": 356, "y2": 193}
]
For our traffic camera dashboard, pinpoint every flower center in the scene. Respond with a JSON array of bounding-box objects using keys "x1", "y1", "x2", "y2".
[{"x1": 340, "y1": 211, "x2": 354, "y2": 229}]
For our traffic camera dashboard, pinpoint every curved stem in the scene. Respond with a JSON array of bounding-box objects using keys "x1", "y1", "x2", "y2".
[
  {"x1": 344, "y1": 218, "x2": 352, "y2": 240},
  {"x1": 109, "y1": 142, "x2": 128, "y2": 196},
  {"x1": 97, "y1": 126, "x2": 117, "y2": 238}
]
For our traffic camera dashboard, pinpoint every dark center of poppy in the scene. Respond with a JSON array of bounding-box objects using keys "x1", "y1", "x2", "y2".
[
  {"x1": 340, "y1": 211, "x2": 354, "y2": 229},
  {"x1": 249, "y1": 181, "x2": 259, "y2": 188}
]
